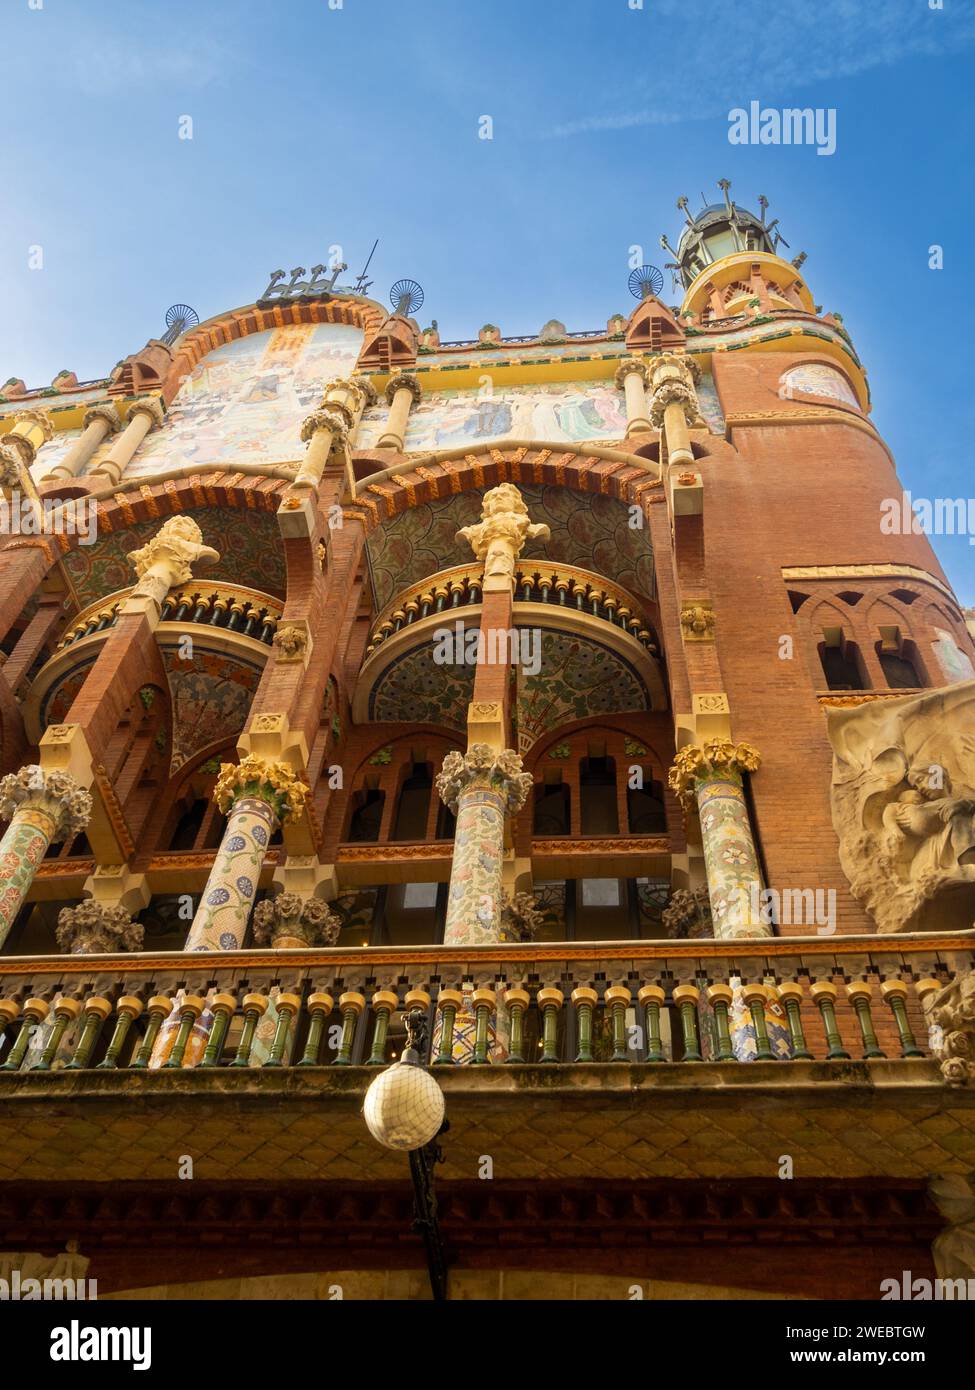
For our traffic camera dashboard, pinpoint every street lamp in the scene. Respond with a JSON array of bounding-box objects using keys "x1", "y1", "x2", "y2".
[{"x1": 363, "y1": 1008, "x2": 449, "y2": 1299}]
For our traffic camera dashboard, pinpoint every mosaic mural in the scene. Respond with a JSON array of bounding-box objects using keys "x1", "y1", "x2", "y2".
[
  {"x1": 932, "y1": 628, "x2": 975, "y2": 684},
  {"x1": 516, "y1": 631, "x2": 650, "y2": 746},
  {"x1": 162, "y1": 645, "x2": 262, "y2": 774},
  {"x1": 695, "y1": 371, "x2": 726, "y2": 434},
  {"x1": 357, "y1": 378, "x2": 628, "y2": 453},
  {"x1": 61, "y1": 505, "x2": 286, "y2": 606},
  {"x1": 368, "y1": 626, "x2": 650, "y2": 736},
  {"x1": 39, "y1": 657, "x2": 97, "y2": 730},
  {"x1": 779, "y1": 362, "x2": 859, "y2": 407},
  {"x1": 122, "y1": 323, "x2": 364, "y2": 479},
  {"x1": 367, "y1": 485, "x2": 655, "y2": 613},
  {"x1": 370, "y1": 643, "x2": 476, "y2": 731}
]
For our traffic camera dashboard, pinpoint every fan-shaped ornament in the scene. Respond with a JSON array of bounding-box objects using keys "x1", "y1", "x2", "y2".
[
  {"x1": 390, "y1": 279, "x2": 425, "y2": 317},
  {"x1": 628, "y1": 265, "x2": 665, "y2": 300}
]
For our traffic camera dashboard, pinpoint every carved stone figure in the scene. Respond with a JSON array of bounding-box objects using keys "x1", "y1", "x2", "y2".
[
  {"x1": 128, "y1": 516, "x2": 220, "y2": 609},
  {"x1": 827, "y1": 679, "x2": 975, "y2": 932},
  {"x1": 456, "y1": 483, "x2": 551, "y2": 590}
]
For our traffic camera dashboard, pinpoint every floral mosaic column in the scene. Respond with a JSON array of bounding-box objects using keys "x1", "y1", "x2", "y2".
[
  {"x1": 435, "y1": 745, "x2": 532, "y2": 947},
  {"x1": 183, "y1": 755, "x2": 306, "y2": 952},
  {"x1": 668, "y1": 739, "x2": 767, "y2": 940},
  {"x1": 668, "y1": 740, "x2": 787, "y2": 1058},
  {"x1": 0, "y1": 767, "x2": 92, "y2": 948}
]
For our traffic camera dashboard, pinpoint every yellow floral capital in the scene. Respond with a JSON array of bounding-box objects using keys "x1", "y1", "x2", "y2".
[
  {"x1": 668, "y1": 739, "x2": 762, "y2": 807},
  {"x1": 214, "y1": 755, "x2": 306, "y2": 822}
]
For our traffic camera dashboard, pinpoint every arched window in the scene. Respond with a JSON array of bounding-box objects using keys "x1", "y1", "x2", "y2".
[
  {"x1": 627, "y1": 775, "x2": 667, "y2": 834},
  {"x1": 579, "y1": 755, "x2": 619, "y2": 835},
  {"x1": 170, "y1": 799, "x2": 208, "y2": 851},
  {"x1": 347, "y1": 787, "x2": 385, "y2": 842},
  {"x1": 818, "y1": 629, "x2": 868, "y2": 691},
  {"x1": 392, "y1": 762, "x2": 433, "y2": 840},
  {"x1": 533, "y1": 779, "x2": 571, "y2": 836}
]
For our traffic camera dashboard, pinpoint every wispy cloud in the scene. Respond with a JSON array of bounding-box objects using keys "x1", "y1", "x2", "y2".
[
  {"x1": 546, "y1": 0, "x2": 975, "y2": 137},
  {"x1": 60, "y1": 32, "x2": 236, "y2": 98}
]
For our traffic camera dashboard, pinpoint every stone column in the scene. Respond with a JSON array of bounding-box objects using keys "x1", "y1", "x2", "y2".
[
  {"x1": 377, "y1": 373, "x2": 422, "y2": 450},
  {"x1": 55, "y1": 901, "x2": 144, "y2": 955},
  {"x1": 435, "y1": 746, "x2": 532, "y2": 946},
  {"x1": 668, "y1": 739, "x2": 767, "y2": 939},
  {"x1": 121, "y1": 515, "x2": 220, "y2": 624},
  {"x1": 647, "y1": 353, "x2": 701, "y2": 468},
  {"x1": 183, "y1": 755, "x2": 306, "y2": 952},
  {"x1": 294, "y1": 374, "x2": 374, "y2": 491},
  {"x1": 88, "y1": 399, "x2": 164, "y2": 486},
  {"x1": 0, "y1": 767, "x2": 92, "y2": 946},
  {"x1": 613, "y1": 358, "x2": 652, "y2": 437},
  {"x1": 40, "y1": 404, "x2": 121, "y2": 483}
]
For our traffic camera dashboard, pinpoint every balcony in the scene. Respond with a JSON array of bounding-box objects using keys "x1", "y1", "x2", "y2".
[{"x1": 0, "y1": 933, "x2": 970, "y2": 1186}]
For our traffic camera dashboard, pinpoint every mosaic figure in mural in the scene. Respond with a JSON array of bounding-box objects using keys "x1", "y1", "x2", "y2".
[{"x1": 358, "y1": 379, "x2": 629, "y2": 453}]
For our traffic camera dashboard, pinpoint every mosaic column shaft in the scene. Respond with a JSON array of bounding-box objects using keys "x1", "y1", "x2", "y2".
[
  {"x1": 0, "y1": 768, "x2": 92, "y2": 946},
  {"x1": 436, "y1": 746, "x2": 532, "y2": 946},
  {"x1": 669, "y1": 740, "x2": 768, "y2": 940},
  {"x1": 183, "y1": 756, "x2": 305, "y2": 952}
]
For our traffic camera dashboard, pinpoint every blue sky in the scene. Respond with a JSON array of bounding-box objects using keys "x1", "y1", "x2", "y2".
[{"x1": 2, "y1": 0, "x2": 975, "y2": 599}]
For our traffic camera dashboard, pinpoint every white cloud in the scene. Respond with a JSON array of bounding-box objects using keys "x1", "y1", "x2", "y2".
[{"x1": 546, "y1": 0, "x2": 975, "y2": 137}]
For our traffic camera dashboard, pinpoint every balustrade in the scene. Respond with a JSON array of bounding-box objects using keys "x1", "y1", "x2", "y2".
[
  {"x1": 54, "y1": 583, "x2": 283, "y2": 653},
  {"x1": 0, "y1": 935, "x2": 961, "y2": 1075},
  {"x1": 364, "y1": 563, "x2": 659, "y2": 658}
]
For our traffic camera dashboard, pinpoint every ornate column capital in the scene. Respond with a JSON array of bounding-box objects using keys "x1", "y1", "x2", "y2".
[
  {"x1": 350, "y1": 374, "x2": 378, "y2": 408},
  {"x1": 1, "y1": 407, "x2": 54, "y2": 469},
  {"x1": 127, "y1": 516, "x2": 220, "y2": 608},
  {"x1": 613, "y1": 356, "x2": 650, "y2": 390},
  {"x1": 455, "y1": 483, "x2": 551, "y2": 591},
  {"x1": 662, "y1": 886, "x2": 714, "y2": 938},
  {"x1": 436, "y1": 744, "x2": 532, "y2": 816},
  {"x1": 0, "y1": 765, "x2": 92, "y2": 842},
  {"x1": 252, "y1": 893, "x2": 341, "y2": 949},
  {"x1": 646, "y1": 352, "x2": 703, "y2": 429},
  {"x1": 384, "y1": 372, "x2": 422, "y2": 406},
  {"x1": 0, "y1": 440, "x2": 27, "y2": 488},
  {"x1": 56, "y1": 900, "x2": 144, "y2": 955},
  {"x1": 668, "y1": 739, "x2": 762, "y2": 808},
  {"x1": 500, "y1": 889, "x2": 543, "y2": 943},
  {"x1": 214, "y1": 754, "x2": 307, "y2": 824},
  {"x1": 127, "y1": 397, "x2": 165, "y2": 430},
  {"x1": 930, "y1": 969, "x2": 975, "y2": 1086},
  {"x1": 82, "y1": 402, "x2": 122, "y2": 435},
  {"x1": 300, "y1": 405, "x2": 349, "y2": 445}
]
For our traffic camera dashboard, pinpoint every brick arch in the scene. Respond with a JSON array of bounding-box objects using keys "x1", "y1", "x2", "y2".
[
  {"x1": 8, "y1": 476, "x2": 288, "y2": 575},
  {"x1": 162, "y1": 296, "x2": 387, "y2": 404},
  {"x1": 345, "y1": 442, "x2": 665, "y2": 535}
]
